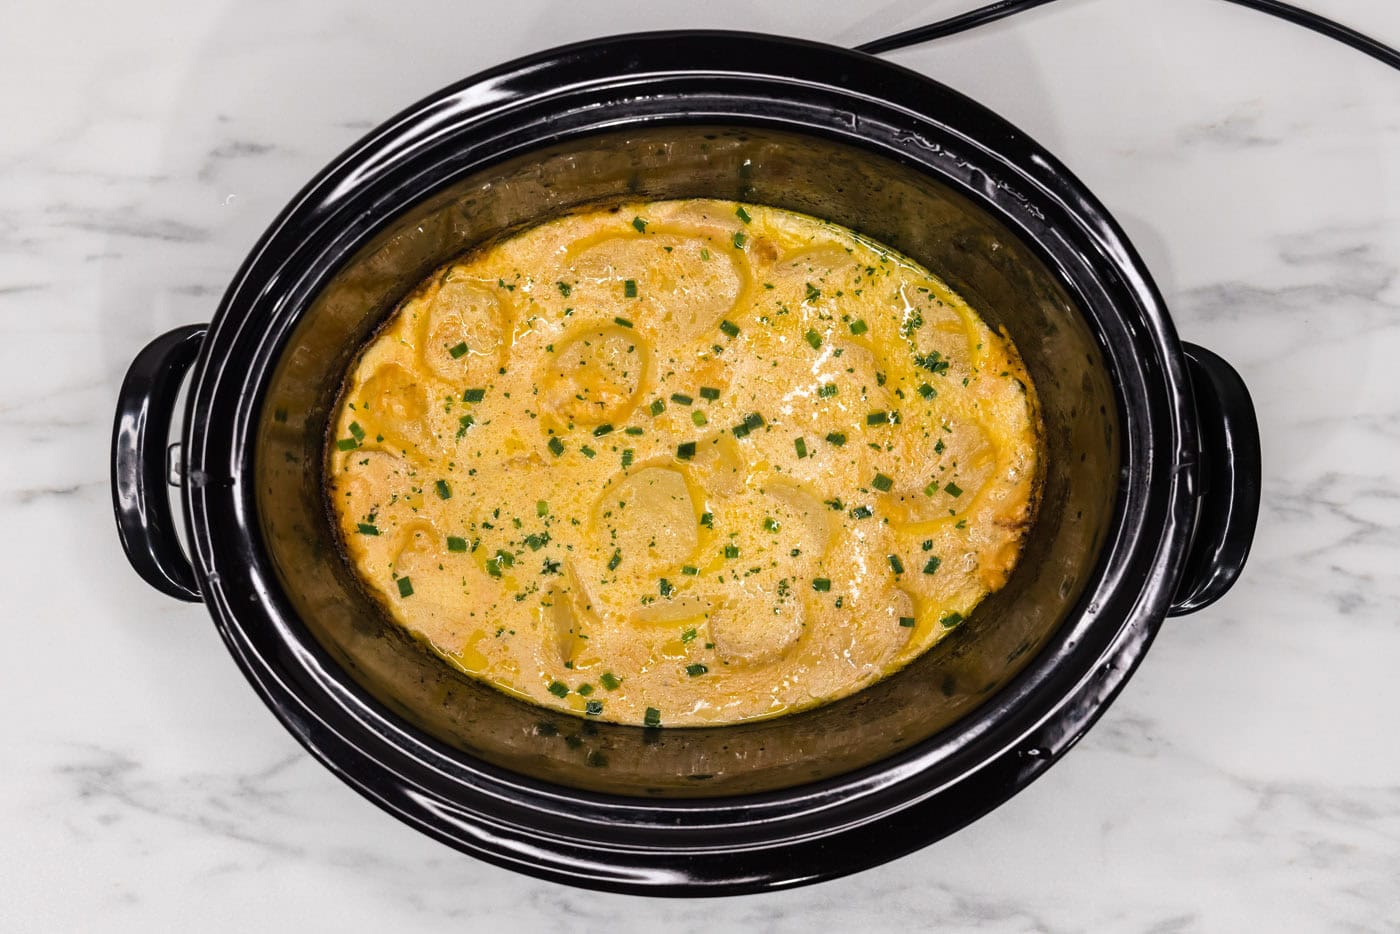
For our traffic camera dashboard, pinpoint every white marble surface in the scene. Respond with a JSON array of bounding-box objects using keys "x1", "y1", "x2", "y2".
[{"x1": 3, "y1": 0, "x2": 1398, "y2": 929}]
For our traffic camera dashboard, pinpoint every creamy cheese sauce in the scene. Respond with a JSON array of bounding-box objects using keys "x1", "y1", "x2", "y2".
[{"x1": 327, "y1": 200, "x2": 1041, "y2": 727}]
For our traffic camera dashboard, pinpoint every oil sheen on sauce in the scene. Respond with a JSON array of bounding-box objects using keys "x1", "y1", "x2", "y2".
[{"x1": 327, "y1": 200, "x2": 1041, "y2": 727}]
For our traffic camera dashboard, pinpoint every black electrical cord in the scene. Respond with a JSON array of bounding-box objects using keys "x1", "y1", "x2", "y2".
[{"x1": 855, "y1": 0, "x2": 1400, "y2": 73}]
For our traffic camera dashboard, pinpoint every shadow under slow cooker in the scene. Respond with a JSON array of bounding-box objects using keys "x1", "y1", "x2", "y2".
[{"x1": 253, "y1": 126, "x2": 1120, "y2": 797}]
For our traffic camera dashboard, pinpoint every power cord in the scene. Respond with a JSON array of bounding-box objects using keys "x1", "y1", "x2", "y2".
[{"x1": 855, "y1": 0, "x2": 1400, "y2": 72}]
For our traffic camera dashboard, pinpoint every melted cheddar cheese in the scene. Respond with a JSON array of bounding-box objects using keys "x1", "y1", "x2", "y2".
[{"x1": 327, "y1": 200, "x2": 1041, "y2": 727}]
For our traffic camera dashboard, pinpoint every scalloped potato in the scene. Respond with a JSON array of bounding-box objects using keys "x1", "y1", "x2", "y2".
[{"x1": 327, "y1": 200, "x2": 1041, "y2": 727}]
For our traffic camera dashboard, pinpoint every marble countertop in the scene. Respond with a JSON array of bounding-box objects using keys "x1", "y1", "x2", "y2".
[{"x1": 4, "y1": 0, "x2": 1398, "y2": 929}]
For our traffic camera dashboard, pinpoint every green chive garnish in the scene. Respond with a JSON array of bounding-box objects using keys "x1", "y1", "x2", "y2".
[
  {"x1": 818, "y1": 383, "x2": 838, "y2": 397},
  {"x1": 671, "y1": 392, "x2": 693, "y2": 405},
  {"x1": 434, "y1": 479, "x2": 451, "y2": 500},
  {"x1": 676, "y1": 441, "x2": 696, "y2": 460},
  {"x1": 607, "y1": 549, "x2": 622, "y2": 571},
  {"x1": 848, "y1": 319, "x2": 869, "y2": 335},
  {"x1": 851, "y1": 505, "x2": 873, "y2": 519},
  {"x1": 600, "y1": 672, "x2": 621, "y2": 691},
  {"x1": 623, "y1": 280, "x2": 637, "y2": 298},
  {"x1": 463, "y1": 388, "x2": 486, "y2": 403},
  {"x1": 804, "y1": 283, "x2": 821, "y2": 302},
  {"x1": 682, "y1": 565, "x2": 699, "y2": 575},
  {"x1": 624, "y1": 426, "x2": 644, "y2": 435},
  {"x1": 923, "y1": 556, "x2": 941, "y2": 574},
  {"x1": 681, "y1": 627, "x2": 697, "y2": 643},
  {"x1": 557, "y1": 281, "x2": 572, "y2": 297},
  {"x1": 348, "y1": 421, "x2": 365, "y2": 441},
  {"x1": 396, "y1": 577, "x2": 413, "y2": 597},
  {"x1": 699, "y1": 386, "x2": 720, "y2": 400},
  {"x1": 650, "y1": 399, "x2": 666, "y2": 416},
  {"x1": 934, "y1": 439, "x2": 946, "y2": 454},
  {"x1": 825, "y1": 432, "x2": 846, "y2": 446},
  {"x1": 898, "y1": 616, "x2": 916, "y2": 628},
  {"x1": 888, "y1": 554, "x2": 904, "y2": 575},
  {"x1": 794, "y1": 437, "x2": 808, "y2": 458},
  {"x1": 867, "y1": 411, "x2": 889, "y2": 425},
  {"x1": 580, "y1": 445, "x2": 596, "y2": 458},
  {"x1": 456, "y1": 414, "x2": 475, "y2": 438},
  {"x1": 659, "y1": 578, "x2": 674, "y2": 597},
  {"x1": 732, "y1": 231, "x2": 746, "y2": 249},
  {"x1": 723, "y1": 544, "x2": 739, "y2": 559},
  {"x1": 357, "y1": 523, "x2": 379, "y2": 536},
  {"x1": 614, "y1": 316, "x2": 633, "y2": 328},
  {"x1": 446, "y1": 535, "x2": 468, "y2": 552},
  {"x1": 945, "y1": 482, "x2": 963, "y2": 497},
  {"x1": 686, "y1": 663, "x2": 708, "y2": 677},
  {"x1": 735, "y1": 205, "x2": 752, "y2": 223},
  {"x1": 940, "y1": 612, "x2": 965, "y2": 628},
  {"x1": 644, "y1": 707, "x2": 662, "y2": 728},
  {"x1": 537, "y1": 500, "x2": 549, "y2": 516},
  {"x1": 632, "y1": 216, "x2": 648, "y2": 233},
  {"x1": 691, "y1": 410, "x2": 707, "y2": 426},
  {"x1": 719, "y1": 319, "x2": 741, "y2": 338},
  {"x1": 621, "y1": 449, "x2": 634, "y2": 468},
  {"x1": 585, "y1": 700, "x2": 603, "y2": 716},
  {"x1": 812, "y1": 578, "x2": 832, "y2": 592},
  {"x1": 448, "y1": 341, "x2": 469, "y2": 359},
  {"x1": 762, "y1": 517, "x2": 781, "y2": 532},
  {"x1": 336, "y1": 438, "x2": 358, "y2": 451},
  {"x1": 804, "y1": 329, "x2": 821, "y2": 349},
  {"x1": 592, "y1": 424, "x2": 614, "y2": 437},
  {"x1": 700, "y1": 512, "x2": 714, "y2": 528},
  {"x1": 872, "y1": 473, "x2": 894, "y2": 492},
  {"x1": 547, "y1": 681, "x2": 569, "y2": 698},
  {"x1": 548, "y1": 437, "x2": 565, "y2": 456},
  {"x1": 918, "y1": 383, "x2": 936, "y2": 399}
]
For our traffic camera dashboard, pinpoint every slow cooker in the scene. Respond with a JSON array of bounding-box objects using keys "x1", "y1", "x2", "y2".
[{"x1": 110, "y1": 32, "x2": 1260, "y2": 895}]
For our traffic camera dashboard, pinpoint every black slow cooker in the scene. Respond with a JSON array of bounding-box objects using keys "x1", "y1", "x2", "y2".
[{"x1": 110, "y1": 32, "x2": 1260, "y2": 895}]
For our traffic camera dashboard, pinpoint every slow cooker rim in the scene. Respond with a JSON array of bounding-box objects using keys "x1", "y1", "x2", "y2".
[{"x1": 178, "y1": 30, "x2": 1196, "y2": 893}]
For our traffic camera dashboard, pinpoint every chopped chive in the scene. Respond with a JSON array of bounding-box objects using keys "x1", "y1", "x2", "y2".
[
  {"x1": 850, "y1": 505, "x2": 873, "y2": 519},
  {"x1": 659, "y1": 578, "x2": 675, "y2": 597},
  {"x1": 676, "y1": 441, "x2": 697, "y2": 460},
  {"x1": 607, "y1": 549, "x2": 622, "y2": 571},
  {"x1": 940, "y1": 612, "x2": 965, "y2": 628},
  {"x1": 699, "y1": 386, "x2": 721, "y2": 400},
  {"x1": 585, "y1": 699, "x2": 603, "y2": 716},
  {"x1": 848, "y1": 319, "x2": 869, "y2": 336},
  {"x1": 494, "y1": 549, "x2": 514, "y2": 568},
  {"x1": 825, "y1": 432, "x2": 846, "y2": 446},
  {"x1": 547, "y1": 681, "x2": 569, "y2": 698},
  {"x1": 537, "y1": 500, "x2": 549, "y2": 516},
  {"x1": 623, "y1": 280, "x2": 637, "y2": 298},
  {"x1": 524, "y1": 532, "x2": 549, "y2": 551},
  {"x1": 356, "y1": 523, "x2": 379, "y2": 536},
  {"x1": 682, "y1": 565, "x2": 699, "y2": 576},
  {"x1": 872, "y1": 473, "x2": 894, "y2": 492},
  {"x1": 599, "y1": 672, "x2": 621, "y2": 691},
  {"x1": 644, "y1": 707, "x2": 662, "y2": 728},
  {"x1": 624, "y1": 426, "x2": 644, "y2": 436},
  {"x1": 614, "y1": 316, "x2": 633, "y2": 328},
  {"x1": 916, "y1": 351, "x2": 950, "y2": 374},
  {"x1": 691, "y1": 410, "x2": 708, "y2": 427},
  {"x1": 631, "y1": 216, "x2": 648, "y2": 233},
  {"x1": 898, "y1": 616, "x2": 916, "y2": 628},
  {"x1": 548, "y1": 437, "x2": 565, "y2": 456},
  {"x1": 463, "y1": 388, "x2": 486, "y2": 403},
  {"x1": 456, "y1": 414, "x2": 475, "y2": 438},
  {"x1": 621, "y1": 449, "x2": 635, "y2": 467},
  {"x1": 867, "y1": 411, "x2": 889, "y2": 425},
  {"x1": 649, "y1": 399, "x2": 666, "y2": 416},
  {"x1": 448, "y1": 341, "x2": 469, "y2": 359},
  {"x1": 396, "y1": 577, "x2": 413, "y2": 597},
  {"x1": 592, "y1": 424, "x2": 614, "y2": 437},
  {"x1": 446, "y1": 535, "x2": 468, "y2": 552},
  {"x1": 434, "y1": 479, "x2": 452, "y2": 500},
  {"x1": 923, "y1": 556, "x2": 942, "y2": 574},
  {"x1": 818, "y1": 383, "x2": 838, "y2": 398},
  {"x1": 577, "y1": 683, "x2": 594, "y2": 697},
  {"x1": 700, "y1": 248, "x2": 711, "y2": 261},
  {"x1": 888, "y1": 554, "x2": 904, "y2": 575},
  {"x1": 918, "y1": 383, "x2": 936, "y2": 399},
  {"x1": 735, "y1": 205, "x2": 752, "y2": 223},
  {"x1": 336, "y1": 438, "x2": 358, "y2": 451},
  {"x1": 671, "y1": 392, "x2": 693, "y2": 406},
  {"x1": 762, "y1": 517, "x2": 781, "y2": 532},
  {"x1": 719, "y1": 319, "x2": 741, "y2": 338},
  {"x1": 348, "y1": 421, "x2": 365, "y2": 441},
  {"x1": 945, "y1": 482, "x2": 964, "y2": 497},
  {"x1": 812, "y1": 577, "x2": 832, "y2": 592},
  {"x1": 580, "y1": 444, "x2": 596, "y2": 458},
  {"x1": 681, "y1": 627, "x2": 698, "y2": 643},
  {"x1": 804, "y1": 329, "x2": 821, "y2": 349},
  {"x1": 794, "y1": 437, "x2": 808, "y2": 458},
  {"x1": 934, "y1": 439, "x2": 946, "y2": 454},
  {"x1": 732, "y1": 231, "x2": 746, "y2": 249},
  {"x1": 686, "y1": 663, "x2": 708, "y2": 677},
  {"x1": 700, "y1": 512, "x2": 714, "y2": 528},
  {"x1": 924, "y1": 481, "x2": 939, "y2": 497},
  {"x1": 804, "y1": 283, "x2": 821, "y2": 302},
  {"x1": 556, "y1": 281, "x2": 572, "y2": 297},
  {"x1": 723, "y1": 544, "x2": 739, "y2": 559}
]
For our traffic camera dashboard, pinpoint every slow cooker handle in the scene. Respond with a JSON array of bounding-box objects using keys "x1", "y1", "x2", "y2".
[
  {"x1": 110, "y1": 325, "x2": 207, "y2": 603},
  {"x1": 1169, "y1": 343, "x2": 1261, "y2": 616}
]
